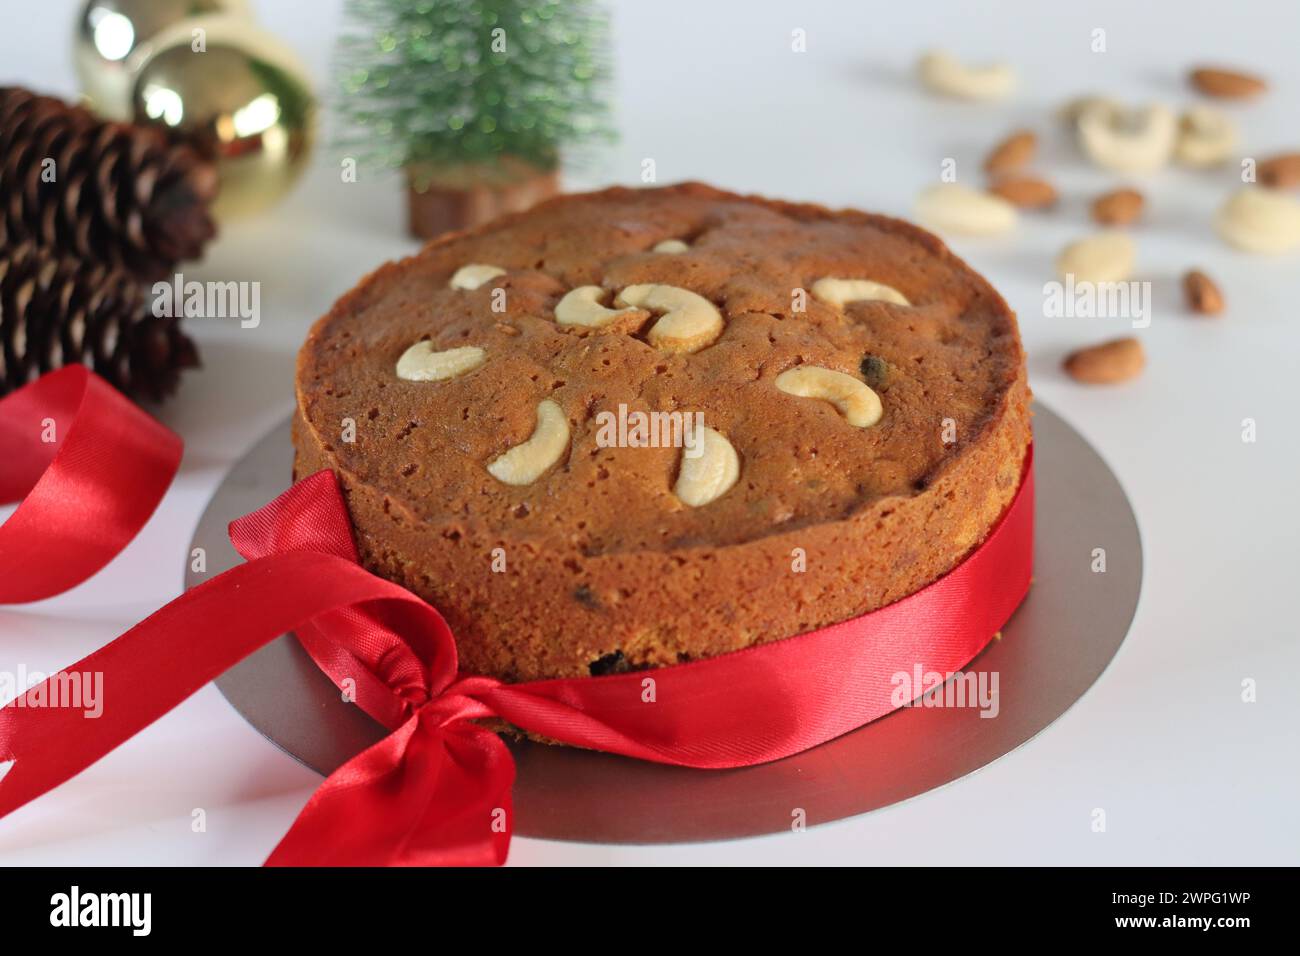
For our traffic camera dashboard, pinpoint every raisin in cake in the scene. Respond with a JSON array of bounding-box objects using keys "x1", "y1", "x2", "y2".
[{"x1": 294, "y1": 183, "x2": 1031, "y2": 682}]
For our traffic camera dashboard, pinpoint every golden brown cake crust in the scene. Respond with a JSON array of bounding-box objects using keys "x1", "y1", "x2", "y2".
[{"x1": 294, "y1": 183, "x2": 1031, "y2": 682}]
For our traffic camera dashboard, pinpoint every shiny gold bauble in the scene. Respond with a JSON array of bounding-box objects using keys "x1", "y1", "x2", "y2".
[
  {"x1": 74, "y1": 0, "x2": 254, "y2": 120},
  {"x1": 130, "y1": 17, "x2": 317, "y2": 220}
]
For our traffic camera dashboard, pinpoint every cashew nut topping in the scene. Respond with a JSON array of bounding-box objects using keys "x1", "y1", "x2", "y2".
[
  {"x1": 1215, "y1": 187, "x2": 1300, "y2": 254},
  {"x1": 486, "y1": 399, "x2": 570, "y2": 486},
  {"x1": 554, "y1": 286, "x2": 641, "y2": 328},
  {"x1": 652, "y1": 239, "x2": 690, "y2": 253},
  {"x1": 1175, "y1": 107, "x2": 1238, "y2": 168},
  {"x1": 915, "y1": 184, "x2": 1017, "y2": 236},
  {"x1": 674, "y1": 427, "x2": 740, "y2": 507},
  {"x1": 615, "y1": 284, "x2": 724, "y2": 353},
  {"x1": 1077, "y1": 102, "x2": 1177, "y2": 173},
  {"x1": 396, "y1": 343, "x2": 486, "y2": 382},
  {"x1": 917, "y1": 50, "x2": 1015, "y2": 101},
  {"x1": 811, "y1": 277, "x2": 910, "y2": 308},
  {"x1": 449, "y1": 264, "x2": 506, "y2": 290},
  {"x1": 775, "y1": 366, "x2": 883, "y2": 428},
  {"x1": 1055, "y1": 232, "x2": 1136, "y2": 283}
]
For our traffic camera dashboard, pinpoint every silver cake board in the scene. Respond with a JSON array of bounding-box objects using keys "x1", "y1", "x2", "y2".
[{"x1": 187, "y1": 402, "x2": 1141, "y2": 844}]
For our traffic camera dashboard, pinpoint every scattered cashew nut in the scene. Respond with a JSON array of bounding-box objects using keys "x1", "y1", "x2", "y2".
[
  {"x1": 775, "y1": 366, "x2": 882, "y2": 428},
  {"x1": 653, "y1": 239, "x2": 690, "y2": 253},
  {"x1": 487, "y1": 399, "x2": 570, "y2": 486},
  {"x1": 554, "y1": 286, "x2": 641, "y2": 328},
  {"x1": 1059, "y1": 94, "x2": 1123, "y2": 127},
  {"x1": 1215, "y1": 187, "x2": 1300, "y2": 253},
  {"x1": 1175, "y1": 107, "x2": 1238, "y2": 168},
  {"x1": 1055, "y1": 232, "x2": 1136, "y2": 283},
  {"x1": 674, "y1": 427, "x2": 740, "y2": 507},
  {"x1": 811, "y1": 277, "x2": 910, "y2": 308},
  {"x1": 1077, "y1": 102, "x2": 1177, "y2": 173},
  {"x1": 915, "y1": 184, "x2": 1017, "y2": 236},
  {"x1": 396, "y1": 343, "x2": 486, "y2": 382},
  {"x1": 615, "y1": 284, "x2": 724, "y2": 353},
  {"x1": 449, "y1": 264, "x2": 506, "y2": 290},
  {"x1": 917, "y1": 50, "x2": 1015, "y2": 101}
]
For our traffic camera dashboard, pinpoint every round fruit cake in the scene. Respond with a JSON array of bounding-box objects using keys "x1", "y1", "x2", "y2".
[{"x1": 294, "y1": 183, "x2": 1030, "y2": 683}]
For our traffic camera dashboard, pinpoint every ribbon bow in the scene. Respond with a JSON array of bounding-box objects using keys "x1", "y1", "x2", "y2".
[{"x1": 0, "y1": 368, "x2": 1034, "y2": 865}]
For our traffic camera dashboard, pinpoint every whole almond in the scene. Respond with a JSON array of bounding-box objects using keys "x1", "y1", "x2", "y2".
[
  {"x1": 1258, "y1": 152, "x2": 1300, "y2": 189},
  {"x1": 1189, "y1": 66, "x2": 1268, "y2": 99},
  {"x1": 988, "y1": 175, "x2": 1058, "y2": 209},
  {"x1": 1091, "y1": 187, "x2": 1145, "y2": 226},
  {"x1": 1183, "y1": 270, "x2": 1224, "y2": 315},
  {"x1": 984, "y1": 129, "x2": 1037, "y2": 174},
  {"x1": 1063, "y1": 337, "x2": 1145, "y2": 384}
]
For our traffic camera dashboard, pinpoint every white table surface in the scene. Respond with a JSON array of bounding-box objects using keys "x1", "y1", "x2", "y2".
[{"x1": 2, "y1": 0, "x2": 1297, "y2": 866}]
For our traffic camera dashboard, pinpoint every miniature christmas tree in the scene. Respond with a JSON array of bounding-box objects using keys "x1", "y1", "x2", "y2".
[{"x1": 334, "y1": 0, "x2": 616, "y2": 238}]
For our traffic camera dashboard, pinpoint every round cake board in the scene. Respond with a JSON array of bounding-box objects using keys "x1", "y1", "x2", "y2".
[{"x1": 189, "y1": 402, "x2": 1141, "y2": 844}]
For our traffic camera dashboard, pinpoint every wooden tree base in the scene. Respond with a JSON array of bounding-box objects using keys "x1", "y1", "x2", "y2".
[{"x1": 406, "y1": 164, "x2": 560, "y2": 240}]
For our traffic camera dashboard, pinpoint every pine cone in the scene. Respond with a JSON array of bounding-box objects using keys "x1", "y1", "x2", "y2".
[
  {"x1": 0, "y1": 243, "x2": 199, "y2": 402},
  {"x1": 0, "y1": 86, "x2": 219, "y2": 281}
]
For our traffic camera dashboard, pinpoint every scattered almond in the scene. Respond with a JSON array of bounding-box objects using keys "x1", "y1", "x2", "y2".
[
  {"x1": 1258, "y1": 152, "x2": 1300, "y2": 190},
  {"x1": 1063, "y1": 337, "x2": 1145, "y2": 384},
  {"x1": 1183, "y1": 270, "x2": 1224, "y2": 316},
  {"x1": 984, "y1": 129, "x2": 1037, "y2": 174},
  {"x1": 1189, "y1": 66, "x2": 1267, "y2": 99},
  {"x1": 1091, "y1": 188, "x2": 1145, "y2": 226},
  {"x1": 988, "y1": 175, "x2": 1058, "y2": 209}
]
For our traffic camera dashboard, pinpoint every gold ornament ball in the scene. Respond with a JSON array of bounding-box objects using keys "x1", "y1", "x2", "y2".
[
  {"x1": 74, "y1": 0, "x2": 255, "y2": 120},
  {"x1": 130, "y1": 17, "x2": 317, "y2": 220}
]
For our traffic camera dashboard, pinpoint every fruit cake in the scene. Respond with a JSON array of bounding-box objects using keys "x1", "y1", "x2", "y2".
[{"x1": 294, "y1": 183, "x2": 1030, "y2": 682}]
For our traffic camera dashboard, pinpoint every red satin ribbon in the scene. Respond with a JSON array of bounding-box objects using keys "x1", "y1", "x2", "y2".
[
  {"x1": 0, "y1": 369, "x2": 1033, "y2": 866},
  {"x1": 0, "y1": 366, "x2": 182, "y2": 603}
]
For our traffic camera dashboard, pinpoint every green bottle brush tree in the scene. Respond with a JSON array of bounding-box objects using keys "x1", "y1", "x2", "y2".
[{"x1": 334, "y1": 0, "x2": 616, "y2": 237}]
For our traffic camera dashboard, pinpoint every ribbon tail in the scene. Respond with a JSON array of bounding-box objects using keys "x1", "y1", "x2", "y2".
[
  {"x1": 0, "y1": 366, "x2": 181, "y2": 603},
  {"x1": 266, "y1": 713, "x2": 514, "y2": 867},
  {"x1": 0, "y1": 550, "x2": 443, "y2": 822}
]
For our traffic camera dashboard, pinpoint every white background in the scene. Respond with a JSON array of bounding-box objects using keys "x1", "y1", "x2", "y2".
[{"x1": 1, "y1": 0, "x2": 1297, "y2": 865}]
